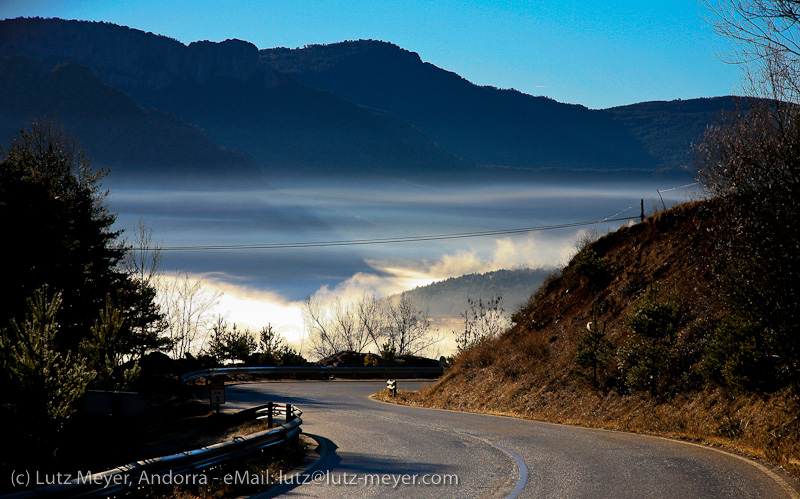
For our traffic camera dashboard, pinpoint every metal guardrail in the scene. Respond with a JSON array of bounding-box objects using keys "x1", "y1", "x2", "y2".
[
  {"x1": 181, "y1": 365, "x2": 444, "y2": 383},
  {"x1": 5, "y1": 404, "x2": 302, "y2": 499}
]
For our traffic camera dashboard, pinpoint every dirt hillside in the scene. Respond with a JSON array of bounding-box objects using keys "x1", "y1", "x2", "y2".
[{"x1": 384, "y1": 200, "x2": 800, "y2": 476}]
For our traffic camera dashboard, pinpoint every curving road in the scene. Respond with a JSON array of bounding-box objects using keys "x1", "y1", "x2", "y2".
[{"x1": 222, "y1": 380, "x2": 799, "y2": 498}]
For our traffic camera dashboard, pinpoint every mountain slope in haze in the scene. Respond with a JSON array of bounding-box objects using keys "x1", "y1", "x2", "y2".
[
  {"x1": 0, "y1": 18, "x2": 470, "y2": 179},
  {"x1": 0, "y1": 55, "x2": 255, "y2": 181},
  {"x1": 607, "y1": 97, "x2": 739, "y2": 171},
  {"x1": 130, "y1": 75, "x2": 470, "y2": 178},
  {"x1": 399, "y1": 268, "x2": 553, "y2": 319},
  {"x1": 262, "y1": 41, "x2": 659, "y2": 172}
]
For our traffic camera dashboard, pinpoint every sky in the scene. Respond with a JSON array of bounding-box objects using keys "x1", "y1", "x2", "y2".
[{"x1": 1, "y1": 0, "x2": 743, "y2": 109}]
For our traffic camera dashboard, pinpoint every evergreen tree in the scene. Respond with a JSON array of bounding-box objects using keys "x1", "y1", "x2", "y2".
[
  {"x1": 0, "y1": 287, "x2": 91, "y2": 468},
  {"x1": 574, "y1": 304, "x2": 613, "y2": 389},
  {"x1": 0, "y1": 120, "x2": 124, "y2": 352}
]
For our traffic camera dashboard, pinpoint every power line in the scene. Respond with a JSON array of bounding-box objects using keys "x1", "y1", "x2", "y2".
[{"x1": 141, "y1": 215, "x2": 641, "y2": 253}]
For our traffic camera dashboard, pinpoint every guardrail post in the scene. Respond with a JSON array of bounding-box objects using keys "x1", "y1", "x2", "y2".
[
  {"x1": 286, "y1": 403, "x2": 294, "y2": 422},
  {"x1": 267, "y1": 401, "x2": 274, "y2": 428}
]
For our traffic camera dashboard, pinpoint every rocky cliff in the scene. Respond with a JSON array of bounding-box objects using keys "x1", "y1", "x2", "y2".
[{"x1": 0, "y1": 17, "x2": 274, "y2": 90}]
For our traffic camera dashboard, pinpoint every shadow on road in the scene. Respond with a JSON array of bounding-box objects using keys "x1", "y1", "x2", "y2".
[{"x1": 260, "y1": 434, "x2": 459, "y2": 498}]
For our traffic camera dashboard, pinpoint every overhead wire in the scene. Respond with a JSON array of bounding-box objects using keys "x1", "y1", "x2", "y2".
[
  {"x1": 134, "y1": 182, "x2": 702, "y2": 254},
  {"x1": 140, "y1": 215, "x2": 641, "y2": 253}
]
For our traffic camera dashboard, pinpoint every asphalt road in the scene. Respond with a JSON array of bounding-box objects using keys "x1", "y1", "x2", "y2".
[{"x1": 222, "y1": 380, "x2": 799, "y2": 499}]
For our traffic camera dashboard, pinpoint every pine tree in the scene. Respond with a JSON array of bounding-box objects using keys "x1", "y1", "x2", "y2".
[
  {"x1": 0, "y1": 120, "x2": 124, "y2": 351},
  {"x1": 0, "y1": 287, "x2": 91, "y2": 466}
]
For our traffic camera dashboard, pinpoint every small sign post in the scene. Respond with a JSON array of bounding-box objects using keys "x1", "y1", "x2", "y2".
[
  {"x1": 387, "y1": 379, "x2": 397, "y2": 397},
  {"x1": 209, "y1": 381, "x2": 226, "y2": 413}
]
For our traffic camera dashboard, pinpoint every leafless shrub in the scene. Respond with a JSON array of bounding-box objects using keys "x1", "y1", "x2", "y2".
[{"x1": 158, "y1": 271, "x2": 221, "y2": 358}]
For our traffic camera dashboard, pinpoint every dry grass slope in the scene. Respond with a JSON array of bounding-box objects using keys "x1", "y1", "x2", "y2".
[{"x1": 378, "y1": 200, "x2": 800, "y2": 477}]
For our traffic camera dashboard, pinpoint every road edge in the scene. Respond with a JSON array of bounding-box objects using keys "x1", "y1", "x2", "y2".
[
  {"x1": 369, "y1": 392, "x2": 800, "y2": 498},
  {"x1": 248, "y1": 433, "x2": 326, "y2": 499}
]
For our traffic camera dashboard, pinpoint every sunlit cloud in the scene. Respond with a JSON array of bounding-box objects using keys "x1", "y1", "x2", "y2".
[
  {"x1": 154, "y1": 231, "x2": 575, "y2": 355},
  {"x1": 311, "y1": 232, "x2": 573, "y2": 305},
  {"x1": 204, "y1": 278, "x2": 305, "y2": 339},
  {"x1": 155, "y1": 272, "x2": 306, "y2": 346}
]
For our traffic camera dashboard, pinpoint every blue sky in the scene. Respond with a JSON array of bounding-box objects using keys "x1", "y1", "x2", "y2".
[{"x1": 1, "y1": 0, "x2": 741, "y2": 109}]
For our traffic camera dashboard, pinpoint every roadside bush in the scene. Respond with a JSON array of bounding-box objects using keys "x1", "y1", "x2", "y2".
[
  {"x1": 254, "y1": 323, "x2": 306, "y2": 367},
  {"x1": 206, "y1": 319, "x2": 258, "y2": 364},
  {"x1": 455, "y1": 295, "x2": 509, "y2": 351},
  {"x1": 703, "y1": 315, "x2": 783, "y2": 393},
  {"x1": 720, "y1": 192, "x2": 800, "y2": 393},
  {"x1": 573, "y1": 305, "x2": 615, "y2": 390},
  {"x1": 380, "y1": 341, "x2": 397, "y2": 361},
  {"x1": 80, "y1": 294, "x2": 140, "y2": 391},
  {"x1": 572, "y1": 249, "x2": 610, "y2": 286},
  {"x1": 618, "y1": 286, "x2": 683, "y2": 397},
  {"x1": 364, "y1": 353, "x2": 379, "y2": 367}
]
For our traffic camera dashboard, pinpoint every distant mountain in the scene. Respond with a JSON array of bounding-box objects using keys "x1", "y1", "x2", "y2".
[
  {"x1": 0, "y1": 17, "x2": 264, "y2": 90},
  {"x1": 606, "y1": 97, "x2": 738, "y2": 171},
  {"x1": 398, "y1": 268, "x2": 553, "y2": 319},
  {"x1": 0, "y1": 18, "x2": 469, "y2": 180},
  {"x1": 262, "y1": 41, "x2": 658, "y2": 172},
  {"x1": 0, "y1": 55, "x2": 255, "y2": 181},
  {"x1": 128, "y1": 76, "x2": 470, "y2": 179},
  {"x1": 0, "y1": 18, "x2": 745, "y2": 181},
  {"x1": 263, "y1": 41, "x2": 744, "y2": 174}
]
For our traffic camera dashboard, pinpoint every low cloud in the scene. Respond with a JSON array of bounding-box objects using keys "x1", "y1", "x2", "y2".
[
  {"x1": 157, "y1": 232, "x2": 575, "y2": 353},
  {"x1": 312, "y1": 232, "x2": 573, "y2": 305},
  {"x1": 156, "y1": 272, "x2": 306, "y2": 346}
]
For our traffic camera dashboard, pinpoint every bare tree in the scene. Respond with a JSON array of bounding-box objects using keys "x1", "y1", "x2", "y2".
[
  {"x1": 302, "y1": 295, "x2": 340, "y2": 358},
  {"x1": 333, "y1": 297, "x2": 373, "y2": 352},
  {"x1": 120, "y1": 217, "x2": 168, "y2": 356},
  {"x1": 159, "y1": 271, "x2": 221, "y2": 358},
  {"x1": 705, "y1": 0, "x2": 800, "y2": 102},
  {"x1": 385, "y1": 292, "x2": 440, "y2": 356},
  {"x1": 693, "y1": 99, "x2": 800, "y2": 197},
  {"x1": 455, "y1": 295, "x2": 509, "y2": 351},
  {"x1": 302, "y1": 295, "x2": 373, "y2": 359},
  {"x1": 123, "y1": 217, "x2": 162, "y2": 293},
  {"x1": 357, "y1": 291, "x2": 386, "y2": 350},
  {"x1": 699, "y1": 1, "x2": 800, "y2": 197}
]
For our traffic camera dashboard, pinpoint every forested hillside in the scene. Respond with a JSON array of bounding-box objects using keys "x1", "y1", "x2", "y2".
[{"x1": 399, "y1": 268, "x2": 552, "y2": 318}]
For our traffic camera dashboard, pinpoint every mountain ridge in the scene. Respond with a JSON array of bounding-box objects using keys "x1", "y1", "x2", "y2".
[
  {"x1": 0, "y1": 55, "x2": 257, "y2": 181},
  {"x1": 0, "y1": 17, "x2": 267, "y2": 89},
  {"x1": 262, "y1": 39, "x2": 660, "y2": 171},
  {"x1": 0, "y1": 18, "x2": 472, "y2": 180},
  {"x1": 0, "y1": 18, "x2": 742, "y2": 180}
]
